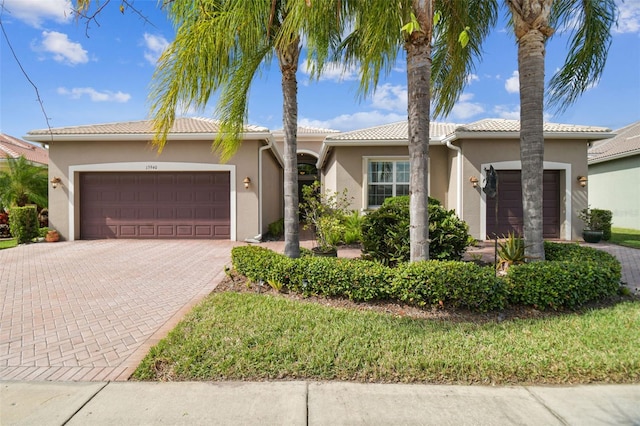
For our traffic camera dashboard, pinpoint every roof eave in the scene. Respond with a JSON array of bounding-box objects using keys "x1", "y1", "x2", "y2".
[
  {"x1": 24, "y1": 131, "x2": 273, "y2": 143},
  {"x1": 588, "y1": 149, "x2": 640, "y2": 165},
  {"x1": 454, "y1": 131, "x2": 614, "y2": 140}
]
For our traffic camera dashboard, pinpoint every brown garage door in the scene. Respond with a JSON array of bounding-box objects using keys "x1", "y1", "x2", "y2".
[
  {"x1": 80, "y1": 172, "x2": 230, "y2": 239},
  {"x1": 486, "y1": 170, "x2": 560, "y2": 239}
]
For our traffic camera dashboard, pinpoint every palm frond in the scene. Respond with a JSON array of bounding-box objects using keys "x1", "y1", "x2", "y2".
[
  {"x1": 431, "y1": 0, "x2": 498, "y2": 118},
  {"x1": 546, "y1": 0, "x2": 617, "y2": 113}
]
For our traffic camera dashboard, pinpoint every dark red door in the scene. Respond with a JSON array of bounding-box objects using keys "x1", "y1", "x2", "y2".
[
  {"x1": 486, "y1": 170, "x2": 560, "y2": 239},
  {"x1": 80, "y1": 172, "x2": 230, "y2": 239}
]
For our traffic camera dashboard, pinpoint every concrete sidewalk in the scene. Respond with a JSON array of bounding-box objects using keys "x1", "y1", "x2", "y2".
[{"x1": 2, "y1": 381, "x2": 639, "y2": 425}]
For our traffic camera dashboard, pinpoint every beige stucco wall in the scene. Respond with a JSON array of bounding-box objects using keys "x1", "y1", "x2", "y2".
[
  {"x1": 260, "y1": 149, "x2": 284, "y2": 234},
  {"x1": 459, "y1": 138, "x2": 589, "y2": 240},
  {"x1": 48, "y1": 138, "x2": 277, "y2": 241},
  {"x1": 589, "y1": 155, "x2": 640, "y2": 230},
  {"x1": 321, "y1": 145, "x2": 450, "y2": 211},
  {"x1": 275, "y1": 139, "x2": 324, "y2": 158}
]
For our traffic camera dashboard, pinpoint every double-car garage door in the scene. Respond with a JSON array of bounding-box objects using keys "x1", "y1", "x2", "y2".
[{"x1": 80, "y1": 172, "x2": 230, "y2": 239}]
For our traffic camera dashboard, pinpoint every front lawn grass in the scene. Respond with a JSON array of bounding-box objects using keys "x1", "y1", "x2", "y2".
[
  {"x1": 610, "y1": 227, "x2": 640, "y2": 249},
  {"x1": 133, "y1": 292, "x2": 640, "y2": 384},
  {"x1": 0, "y1": 238, "x2": 17, "y2": 250}
]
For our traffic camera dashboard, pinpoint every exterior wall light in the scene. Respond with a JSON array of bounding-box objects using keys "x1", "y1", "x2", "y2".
[
  {"x1": 50, "y1": 177, "x2": 62, "y2": 189},
  {"x1": 469, "y1": 176, "x2": 479, "y2": 188},
  {"x1": 577, "y1": 176, "x2": 588, "y2": 187},
  {"x1": 243, "y1": 176, "x2": 251, "y2": 189}
]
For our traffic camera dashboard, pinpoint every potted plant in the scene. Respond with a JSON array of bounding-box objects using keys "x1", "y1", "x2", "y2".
[
  {"x1": 45, "y1": 229, "x2": 60, "y2": 242},
  {"x1": 300, "y1": 181, "x2": 350, "y2": 257},
  {"x1": 578, "y1": 207, "x2": 603, "y2": 243}
]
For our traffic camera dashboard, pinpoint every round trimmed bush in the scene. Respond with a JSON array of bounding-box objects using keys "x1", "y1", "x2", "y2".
[{"x1": 361, "y1": 196, "x2": 472, "y2": 265}]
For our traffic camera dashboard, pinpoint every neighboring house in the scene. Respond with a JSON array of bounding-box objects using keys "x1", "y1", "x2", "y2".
[
  {"x1": 588, "y1": 120, "x2": 640, "y2": 230},
  {"x1": 24, "y1": 118, "x2": 283, "y2": 242},
  {"x1": 318, "y1": 119, "x2": 613, "y2": 241},
  {"x1": 24, "y1": 117, "x2": 613, "y2": 242},
  {"x1": 0, "y1": 133, "x2": 49, "y2": 170}
]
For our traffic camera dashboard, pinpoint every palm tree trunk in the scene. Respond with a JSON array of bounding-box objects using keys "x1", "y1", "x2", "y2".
[
  {"x1": 518, "y1": 29, "x2": 546, "y2": 261},
  {"x1": 406, "y1": 0, "x2": 433, "y2": 262},
  {"x1": 278, "y1": 40, "x2": 301, "y2": 258}
]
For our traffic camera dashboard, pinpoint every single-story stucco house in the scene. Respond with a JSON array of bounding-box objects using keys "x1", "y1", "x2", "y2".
[
  {"x1": 587, "y1": 120, "x2": 640, "y2": 230},
  {"x1": 25, "y1": 117, "x2": 613, "y2": 242},
  {"x1": 25, "y1": 118, "x2": 283, "y2": 242},
  {"x1": 319, "y1": 119, "x2": 613, "y2": 241},
  {"x1": 0, "y1": 133, "x2": 49, "y2": 171}
]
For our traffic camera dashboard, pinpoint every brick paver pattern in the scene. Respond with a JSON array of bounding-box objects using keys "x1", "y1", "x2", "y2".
[
  {"x1": 1, "y1": 238, "x2": 638, "y2": 383},
  {"x1": 1, "y1": 240, "x2": 237, "y2": 382}
]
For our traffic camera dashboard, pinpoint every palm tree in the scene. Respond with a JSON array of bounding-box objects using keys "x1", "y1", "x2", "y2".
[
  {"x1": 148, "y1": 0, "x2": 346, "y2": 258},
  {"x1": 0, "y1": 156, "x2": 48, "y2": 209},
  {"x1": 341, "y1": 0, "x2": 496, "y2": 261},
  {"x1": 506, "y1": 0, "x2": 617, "y2": 261}
]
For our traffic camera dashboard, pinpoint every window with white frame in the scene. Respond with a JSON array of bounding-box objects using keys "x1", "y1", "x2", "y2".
[{"x1": 367, "y1": 159, "x2": 410, "y2": 208}]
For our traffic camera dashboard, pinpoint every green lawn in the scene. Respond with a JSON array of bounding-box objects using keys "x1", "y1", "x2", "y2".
[
  {"x1": 0, "y1": 238, "x2": 17, "y2": 250},
  {"x1": 133, "y1": 292, "x2": 640, "y2": 385},
  {"x1": 610, "y1": 227, "x2": 640, "y2": 249}
]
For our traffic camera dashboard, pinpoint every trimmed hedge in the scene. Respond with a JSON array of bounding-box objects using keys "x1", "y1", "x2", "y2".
[
  {"x1": 506, "y1": 242, "x2": 621, "y2": 310},
  {"x1": 392, "y1": 261, "x2": 506, "y2": 312},
  {"x1": 231, "y1": 241, "x2": 622, "y2": 313},
  {"x1": 232, "y1": 246, "x2": 502, "y2": 311},
  {"x1": 9, "y1": 206, "x2": 39, "y2": 244}
]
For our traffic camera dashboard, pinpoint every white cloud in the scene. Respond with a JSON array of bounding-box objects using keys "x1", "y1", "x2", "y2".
[
  {"x1": 143, "y1": 33, "x2": 170, "y2": 65},
  {"x1": 371, "y1": 84, "x2": 407, "y2": 112},
  {"x1": 300, "y1": 110, "x2": 405, "y2": 132},
  {"x1": 449, "y1": 93, "x2": 484, "y2": 120},
  {"x1": 2, "y1": 0, "x2": 72, "y2": 27},
  {"x1": 466, "y1": 74, "x2": 480, "y2": 84},
  {"x1": 300, "y1": 61, "x2": 359, "y2": 82},
  {"x1": 505, "y1": 70, "x2": 519, "y2": 94},
  {"x1": 38, "y1": 31, "x2": 88, "y2": 65},
  {"x1": 58, "y1": 87, "x2": 131, "y2": 102},
  {"x1": 493, "y1": 105, "x2": 520, "y2": 120},
  {"x1": 614, "y1": 1, "x2": 640, "y2": 34}
]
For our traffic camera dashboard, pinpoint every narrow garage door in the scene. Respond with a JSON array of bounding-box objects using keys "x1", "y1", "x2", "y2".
[
  {"x1": 80, "y1": 172, "x2": 230, "y2": 239},
  {"x1": 486, "y1": 170, "x2": 560, "y2": 239}
]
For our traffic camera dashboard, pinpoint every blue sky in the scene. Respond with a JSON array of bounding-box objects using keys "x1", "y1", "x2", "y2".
[{"x1": 1, "y1": 0, "x2": 639, "y2": 140}]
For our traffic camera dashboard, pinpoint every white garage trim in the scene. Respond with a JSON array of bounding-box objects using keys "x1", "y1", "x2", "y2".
[
  {"x1": 68, "y1": 162, "x2": 236, "y2": 241},
  {"x1": 479, "y1": 161, "x2": 571, "y2": 240}
]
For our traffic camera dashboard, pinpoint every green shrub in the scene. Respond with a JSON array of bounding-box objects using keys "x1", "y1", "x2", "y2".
[
  {"x1": 342, "y1": 210, "x2": 364, "y2": 244},
  {"x1": 361, "y1": 196, "x2": 472, "y2": 265},
  {"x1": 591, "y1": 209, "x2": 612, "y2": 241},
  {"x1": 392, "y1": 261, "x2": 506, "y2": 312},
  {"x1": 506, "y1": 242, "x2": 621, "y2": 310},
  {"x1": 266, "y1": 218, "x2": 284, "y2": 239},
  {"x1": 38, "y1": 227, "x2": 49, "y2": 238},
  {"x1": 8, "y1": 206, "x2": 39, "y2": 244},
  {"x1": 290, "y1": 257, "x2": 393, "y2": 301}
]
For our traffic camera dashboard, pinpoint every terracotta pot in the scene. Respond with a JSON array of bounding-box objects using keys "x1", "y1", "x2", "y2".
[{"x1": 45, "y1": 230, "x2": 60, "y2": 242}]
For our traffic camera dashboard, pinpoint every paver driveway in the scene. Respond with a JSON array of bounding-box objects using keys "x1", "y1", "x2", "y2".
[{"x1": 0, "y1": 240, "x2": 238, "y2": 381}]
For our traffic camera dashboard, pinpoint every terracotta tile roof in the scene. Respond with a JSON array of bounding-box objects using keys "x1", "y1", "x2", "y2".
[
  {"x1": 0, "y1": 133, "x2": 49, "y2": 166},
  {"x1": 326, "y1": 121, "x2": 459, "y2": 141},
  {"x1": 588, "y1": 120, "x2": 640, "y2": 164},
  {"x1": 26, "y1": 117, "x2": 268, "y2": 136},
  {"x1": 273, "y1": 126, "x2": 340, "y2": 135},
  {"x1": 457, "y1": 118, "x2": 611, "y2": 134}
]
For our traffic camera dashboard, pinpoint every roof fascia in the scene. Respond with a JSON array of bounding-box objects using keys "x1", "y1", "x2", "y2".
[
  {"x1": 454, "y1": 131, "x2": 614, "y2": 141},
  {"x1": 24, "y1": 131, "x2": 274, "y2": 143},
  {"x1": 588, "y1": 149, "x2": 640, "y2": 165}
]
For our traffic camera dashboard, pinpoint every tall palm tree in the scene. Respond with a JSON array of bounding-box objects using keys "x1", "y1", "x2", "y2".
[
  {"x1": 506, "y1": 0, "x2": 617, "y2": 260},
  {"x1": 148, "y1": 0, "x2": 346, "y2": 258},
  {"x1": 0, "y1": 156, "x2": 48, "y2": 209},
  {"x1": 342, "y1": 0, "x2": 496, "y2": 261}
]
